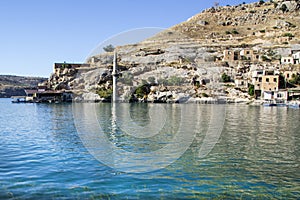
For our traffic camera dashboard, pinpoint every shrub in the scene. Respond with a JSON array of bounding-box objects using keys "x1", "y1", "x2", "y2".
[
  {"x1": 96, "y1": 88, "x2": 113, "y2": 99},
  {"x1": 290, "y1": 74, "x2": 300, "y2": 85},
  {"x1": 202, "y1": 93, "x2": 209, "y2": 97},
  {"x1": 221, "y1": 73, "x2": 231, "y2": 82},
  {"x1": 147, "y1": 76, "x2": 156, "y2": 84},
  {"x1": 248, "y1": 84, "x2": 254, "y2": 96},
  {"x1": 135, "y1": 84, "x2": 150, "y2": 98},
  {"x1": 282, "y1": 33, "x2": 294, "y2": 37},
  {"x1": 261, "y1": 55, "x2": 271, "y2": 62},
  {"x1": 232, "y1": 29, "x2": 239, "y2": 34},
  {"x1": 103, "y1": 44, "x2": 115, "y2": 52}
]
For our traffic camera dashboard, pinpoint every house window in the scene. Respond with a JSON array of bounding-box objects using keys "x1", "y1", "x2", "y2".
[
  {"x1": 287, "y1": 74, "x2": 290, "y2": 78},
  {"x1": 266, "y1": 78, "x2": 269, "y2": 82},
  {"x1": 246, "y1": 51, "x2": 250, "y2": 54},
  {"x1": 273, "y1": 78, "x2": 277, "y2": 82},
  {"x1": 259, "y1": 77, "x2": 262, "y2": 82}
]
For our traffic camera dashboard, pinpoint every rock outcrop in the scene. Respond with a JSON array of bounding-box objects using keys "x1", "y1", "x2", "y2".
[{"x1": 48, "y1": 0, "x2": 300, "y2": 103}]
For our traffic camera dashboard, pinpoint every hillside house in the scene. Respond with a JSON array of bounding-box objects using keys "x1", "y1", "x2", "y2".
[
  {"x1": 292, "y1": 50, "x2": 300, "y2": 64},
  {"x1": 240, "y1": 49, "x2": 260, "y2": 61},
  {"x1": 281, "y1": 56, "x2": 294, "y2": 65},
  {"x1": 222, "y1": 50, "x2": 239, "y2": 62},
  {"x1": 234, "y1": 74, "x2": 249, "y2": 88},
  {"x1": 263, "y1": 90, "x2": 288, "y2": 101},
  {"x1": 261, "y1": 75, "x2": 279, "y2": 92}
]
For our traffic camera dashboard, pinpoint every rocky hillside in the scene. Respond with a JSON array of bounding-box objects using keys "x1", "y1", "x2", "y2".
[
  {"x1": 0, "y1": 75, "x2": 47, "y2": 98},
  {"x1": 48, "y1": 0, "x2": 300, "y2": 103}
]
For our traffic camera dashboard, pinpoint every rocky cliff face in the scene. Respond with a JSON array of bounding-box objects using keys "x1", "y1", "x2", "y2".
[
  {"x1": 49, "y1": 0, "x2": 300, "y2": 103},
  {"x1": 0, "y1": 75, "x2": 47, "y2": 98}
]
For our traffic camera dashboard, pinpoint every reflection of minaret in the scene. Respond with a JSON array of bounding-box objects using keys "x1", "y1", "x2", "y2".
[{"x1": 112, "y1": 50, "x2": 118, "y2": 103}]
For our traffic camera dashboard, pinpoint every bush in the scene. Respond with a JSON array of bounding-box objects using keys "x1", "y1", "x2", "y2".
[
  {"x1": 119, "y1": 72, "x2": 133, "y2": 86},
  {"x1": 232, "y1": 29, "x2": 239, "y2": 34},
  {"x1": 261, "y1": 55, "x2": 271, "y2": 62},
  {"x1": 135, "y1": 84, "x2": 150, "y2": 98},
  {"x1": 96, "y1": 88, "x2": 113, "y2": 99},
  {"x1": 202, "y1": 93, "x2": 209, "y2": 97},
  {"x1": 221, "y1": 73, "x2": 231, "y2": 83},
  {"x1": 103, "y1": 44, "x2": 115, "y2": 52},
  {"x1": 282, "y1": 33, "x2": 294, "y2": 37},
  {"x1": 147, "y1": 76, "x2": 156, "y2": 84},
  {"x1": 290, "y1": 74, "x2": 300, "y2": 85},
  {"x1": 248, "y1": 84, "x2": 254, "y2": 96}
]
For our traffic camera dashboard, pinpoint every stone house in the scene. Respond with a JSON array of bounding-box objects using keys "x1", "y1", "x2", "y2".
[
  {"x1": 222, "y1": 50, "x2": 239, "y2": 62},
  {"x1": 263, "y1": 90, "x2": 288, "y2": 101},
  {"x1": 281, "y1": 56, "x2": 294, "y2": 65},
  {"x1": 234, "y1": 76, "x2": 248, "y2": 88},
  {"x1": 261, "y1": 75, "x2": 279, "y2": 92},
  {"x1": 240, "y1": 49, "x2": 260, "y2": 61},
  {"x1": 292, "y1": 50, "x2": 300, "y2": 64},
  {"x1": 252, "y1": 69, "x2": 264, "y2": 98}
]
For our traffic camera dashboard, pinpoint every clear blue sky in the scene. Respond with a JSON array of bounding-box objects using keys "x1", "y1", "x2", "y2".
[{"x1": 0, "y1": 0, "x2": 257, "y2": 77}]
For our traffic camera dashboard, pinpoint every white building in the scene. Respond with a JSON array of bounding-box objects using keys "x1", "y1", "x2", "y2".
[{"x1": 281, "y1": 56, "x2": 294, "y2": 65}]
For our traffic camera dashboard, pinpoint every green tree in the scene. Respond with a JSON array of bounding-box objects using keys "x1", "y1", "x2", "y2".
[
  {"x1": 221, "y1": 73, "x2": 231, "y2": 82},
  {"x1": 103, "y1": 44, "x2": 115, "y2": 52},
  {"x1": 135, "y1": 84, "x2": 150, "y2": 98},
  {"x1": 290, "y1": 74, "x2": 300, "y2": 85},
  {"x1": 248, "y1": 84, "x2": 254, "y2": 96},
  {"x1": 96, "y1": 88, "x2": 113, "y2": 100}
]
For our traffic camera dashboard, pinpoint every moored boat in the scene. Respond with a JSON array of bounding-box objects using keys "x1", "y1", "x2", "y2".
[{"x1": 287, "y1": 101, "x2": 300, "y2": 109}]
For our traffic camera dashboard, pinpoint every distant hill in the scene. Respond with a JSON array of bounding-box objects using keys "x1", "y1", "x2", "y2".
[{"x1": 0, "y1": 75, "x2": 47, "y2": 98}]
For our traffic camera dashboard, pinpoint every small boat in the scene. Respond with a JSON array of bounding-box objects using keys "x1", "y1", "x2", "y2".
[
  {"x1": 11, "y1": 96, "x2": 26, "y2": 103},
  {"x1": 287, "y1": 101, "x2": 300, "y2": 109},
  {"x1": 263, "y1": 100, "x2": 277, "y2": 107},
  {"x1": 275, "y1": 99, "x2": 286, "y2": 107}
]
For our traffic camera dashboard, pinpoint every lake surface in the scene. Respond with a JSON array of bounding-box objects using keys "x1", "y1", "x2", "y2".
[{"x1": 0, "y1": 98, "x2": 299, "y2": 199}]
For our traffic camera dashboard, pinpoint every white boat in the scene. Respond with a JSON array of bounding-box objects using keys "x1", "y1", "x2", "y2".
[
  {"x1": 263, "y1": 100, "x2": 277, "y2": 107},
  {"x1": 11, "y1": 96, "x2": 26, "y2": 103},
  {"x1": 287, "y1": 101, "x2": 300, "y2": 109}
]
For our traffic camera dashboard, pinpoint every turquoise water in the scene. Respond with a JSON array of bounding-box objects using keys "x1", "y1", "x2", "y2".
[{"x1": 0, "y1": 98, "x2": 299, "y2": 199}]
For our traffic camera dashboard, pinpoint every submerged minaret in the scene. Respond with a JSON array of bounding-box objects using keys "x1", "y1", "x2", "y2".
[{"x1": 112, "y1": 50, "x2": 118, "y2": 103}]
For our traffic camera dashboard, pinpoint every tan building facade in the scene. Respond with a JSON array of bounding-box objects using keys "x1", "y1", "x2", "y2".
[{"x1": 261, "y1": 75, "x2": 279, "y2": 92}]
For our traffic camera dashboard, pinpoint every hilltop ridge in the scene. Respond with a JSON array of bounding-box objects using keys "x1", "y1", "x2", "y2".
[{"x1": 45, "y1": 0, "x2": 300, "y2": 103}]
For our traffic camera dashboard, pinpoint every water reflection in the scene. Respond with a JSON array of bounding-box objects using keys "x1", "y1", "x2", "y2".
[{"x1": 0, "y1": 98, "x2": 299, "y2": 199}]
